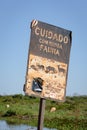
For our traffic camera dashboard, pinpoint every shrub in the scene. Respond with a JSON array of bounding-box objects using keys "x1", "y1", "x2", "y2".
[{"x1": 3, "y1": 109, "x2": 16, "y2": 117}]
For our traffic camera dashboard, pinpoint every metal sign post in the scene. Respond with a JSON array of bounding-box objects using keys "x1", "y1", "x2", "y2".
[
  {"x1": 37, "y1": 98, "x2": 46, "y2": 130},
  {"x1": 24, "y1": 19, "x2": 72, "y2": 130}
]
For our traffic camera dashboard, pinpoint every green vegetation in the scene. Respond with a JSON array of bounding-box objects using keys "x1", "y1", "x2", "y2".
[{"x1": 0, "y1": 94, "x2": 87, "y2": 130}]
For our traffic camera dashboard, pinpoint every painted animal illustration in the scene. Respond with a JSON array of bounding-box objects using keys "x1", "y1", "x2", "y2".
[
  {"x1": 31, "y1": 65, "x2": 37, "y2": 70},
  {"x1": 45, "y1": 66, "x2": 57, "y2": 73},
  {"x1": 58, "y1": 65, "x2": 66, "y2": 74},
  {"x1": 37, "y1": 65, "x2": 44, "y2": 70}
]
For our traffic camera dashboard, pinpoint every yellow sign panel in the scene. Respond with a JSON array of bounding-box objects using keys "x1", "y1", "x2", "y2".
[{"x1": 24, "y1": 20, "x2": 72, "y2": 101}]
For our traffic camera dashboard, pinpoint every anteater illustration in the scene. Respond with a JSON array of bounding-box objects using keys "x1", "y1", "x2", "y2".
[
  {"x1": 45, "y1": 66, "x2": 57, "y2": 73},
  {"x1": 37, "y1": 65, "x2": 44, "y2": 70}
]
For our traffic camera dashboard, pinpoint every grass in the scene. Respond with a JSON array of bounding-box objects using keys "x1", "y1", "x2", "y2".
[{"x1": 0, "y1": 94, "x2": 87, "y2": 130}]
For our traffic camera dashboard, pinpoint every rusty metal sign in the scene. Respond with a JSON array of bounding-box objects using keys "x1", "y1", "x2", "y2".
[{"x1": 24, "y1": 20, "x2": 72, "y2": 101}]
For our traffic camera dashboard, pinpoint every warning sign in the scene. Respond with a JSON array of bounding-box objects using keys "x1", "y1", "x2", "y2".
[{"x1": 24, "y1": 20, "x2": 72, "y2": 101}]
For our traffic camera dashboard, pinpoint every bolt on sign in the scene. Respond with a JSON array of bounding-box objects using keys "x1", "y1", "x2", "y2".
[{"x1": 24, "y1": 20, "x2": 72, "y2": 101}]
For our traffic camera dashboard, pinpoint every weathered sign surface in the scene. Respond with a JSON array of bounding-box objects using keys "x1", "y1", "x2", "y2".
[{"x1": 24, "y1": 20, "x2": 72, "y2": 101}]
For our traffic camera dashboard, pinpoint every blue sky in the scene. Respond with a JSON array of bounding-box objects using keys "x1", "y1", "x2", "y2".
[{"x1": 0, "y1": 0, "x2": 87, "y2": 96}]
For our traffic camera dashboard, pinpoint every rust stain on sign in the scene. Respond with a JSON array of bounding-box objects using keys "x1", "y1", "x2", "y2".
[{"x1": 24, "y1": 20, "x2": 72, "y2": 101}]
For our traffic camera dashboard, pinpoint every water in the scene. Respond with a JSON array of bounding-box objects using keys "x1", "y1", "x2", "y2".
[{"x1": 0, "y1": 120, "x2": 56, "y2": 130}]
